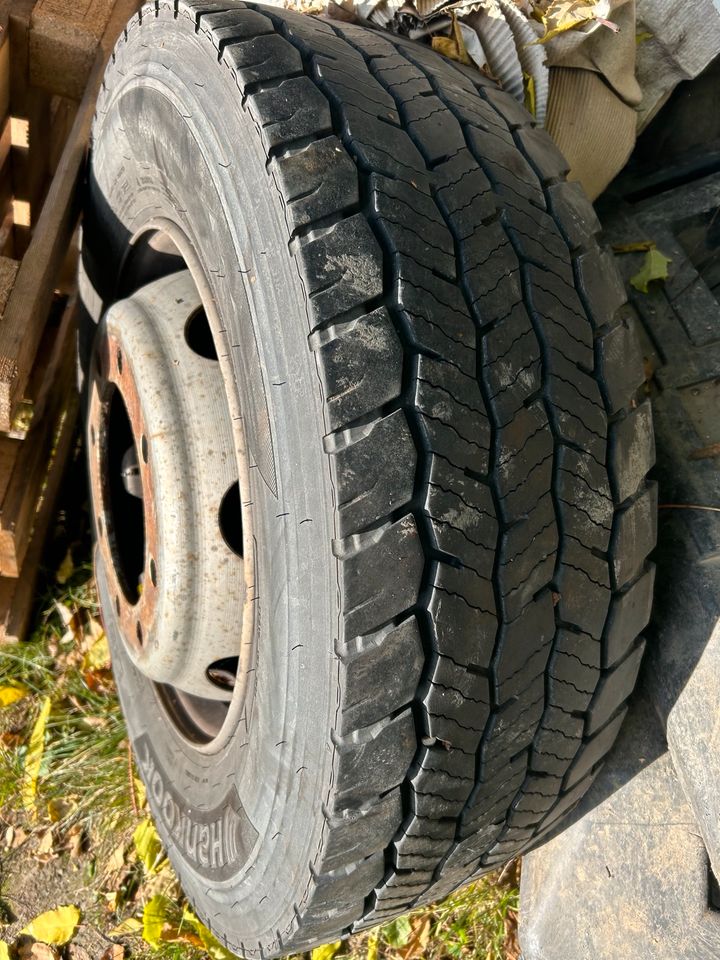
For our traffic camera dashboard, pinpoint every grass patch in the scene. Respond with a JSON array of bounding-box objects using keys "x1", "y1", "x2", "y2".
[{"x1": 0, "y1": 563, "x2": 519, "y2": 960}]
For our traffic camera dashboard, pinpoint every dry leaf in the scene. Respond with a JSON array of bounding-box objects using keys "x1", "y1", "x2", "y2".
[
  {"x1": 105, "y1": 841, "x2": 127, "y2": 875},
  {"x1": 133, "y1": 819, "x2": 165, "y2": 874},
  {"x1": 21, "y1": 905, "x2": 81, "y2": 945},
  {"x1": 22, "y1": 697, "x2": 51, "y2": 816},
  {"x1": 55, "y1": 549, "x2": 75, "y2": 585},
  {"x1": 0, "y1": 684, "x2": 29, "y2": 708},
  {"x1": 431, "y1": 13, "x2": 472, "y2": 65},
  {"x1": 399, "y1": 916, "x2": 431, "y2": 960},
  {"x1": 81, "y1": 635, "x2": 110, "y2": 673},
  {"x1": 311, "y1": 942, "x2": 342, "y2": 960},
  {"x1": 533, "y1": 0, "x2": 602, "y2": 43},
  {"x1": 107, "y1": 917, "x2": 142, "y2": 938},
  {"x1": 35, "y1": 829, "x2": 55, "y2": 862},
  {"x1": 100, "y1": 946, "x2": 124, "y2": 960},
  {"x1": 630, "y1": 247, "x2": 672, "y2": 293},
  {"x1": 27, "y1": 944, "x2": 60, "y2": 960}
]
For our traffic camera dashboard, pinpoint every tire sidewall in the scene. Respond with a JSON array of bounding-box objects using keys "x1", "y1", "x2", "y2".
[{"x1": 86, "y1": 13, "x2": 341, "y2": 942}]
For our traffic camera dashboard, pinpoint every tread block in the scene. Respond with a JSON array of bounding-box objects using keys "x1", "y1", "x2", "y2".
[
  {"x1": 322, "y1": 790, "x2": 402, "y2": 871},
  {"x1": 302, "y1": 214, "x2": 383, "y2": 322},
  {"x1": 603, "y1": 566, "x2": 655, "y2": 668},
  {"x1": 597, "y1": 317, "x2": 645, "y2": 415},
  {"x1": 248, "y1": 77, "x2": 331, "y2": 152},
  {"x1": 333, "y1": 709, "x2": 417, "y2": 811},
  {"x1": 335, "y1": 410, "x2": 416, "y2": 536},
  {"x1": 609, "y1": 400, "x2": 655, "y2": 505},
  {"x1": 339, "y1": 617, "x2": 423, "y2": 733},
  {"x1": 586, "y1": 640, "x2": 645, "y2": 736},
  {"x1": 316, "y1": 306, "x2": 402, "y2": 430},
  {"x1": 611, "y1": 483, "x2": 658, "y2": 589},
  {"x1": 564, "y1": 708, "x2": 627, "y2": 790},
  {"x1": 341, "y1": 515, "x2": 424, "y2": 638},
  {"x1": 273, "y1": 136, "x2": 359, "y2": 231}
]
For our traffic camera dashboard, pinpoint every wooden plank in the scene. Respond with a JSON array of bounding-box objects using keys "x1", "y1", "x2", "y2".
[
  {"x1": 9, "y1": 0, "x2": 52, "y2": 256},
  {"x1": 0, "y1": 0, "x2": 141, "y2": 432},
  {"x1": 30, "y1": 0, "x2": 116, "y2": 101},
  {"x1": 0, "y1": 293, "x2": 76, "y2": 576},
  {"x1": 0, "y1": 53, "x2": 95, "y2": 431},
  {"x1": 0, "y1": 391, "x2": 78, "y2": 643}
]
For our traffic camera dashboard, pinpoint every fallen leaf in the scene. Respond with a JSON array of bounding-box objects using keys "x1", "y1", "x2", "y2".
[
  {"x1": 22, "y1": 697, "x2": 51, "y2": 816},
  {"x1": 382, "y1": 916, "x2": 412, "y2": 949},
  {"x1": 400, "y1": 916, "x2": 431, "y2": 960},
  {"x1": 27, "y1": 945, "x2": 59, "y2": 960},
  {"x1": 105, "y1": 840, "x2": 127, "y2": 875},
  {"x1": 141, "y1": 895, "x2": 173, "y2": 950},
  {"x1": 366, "y1": 931, "x2": 379, "y2": 960},
  {"x1": 107, "y1": 917, "x2": 142, "y2": 938},
  {"x1": 133, "y1": 819, "x2": 165, "y2": 874},
  {"x1": 532, "y1": 0, "x2": 601, "y2": 43},
  {"x1": 431, "y1": 13, "x2": 472, "y2": 65},
  {"x1": 630, "y1": 247, "x2": 672, "y2": 293},
  {"x1": 182, "y1": 911, "x2": 236, "y2": 960},
  {"x1": 55, "y1": 548, "x2": 75, "y2": 585},
  {"x1": 100, "y1": 947, "x2": 124, "y2": 960},
  {"x1": 0, "y1": 684, "x2": 29, "y2": 708},
  {"x1": 311, "y1": 942, "x2": 342, "y2": 960},
  {"x1": 21, "y1": 905, "x2": 81, "y2": 945},
  {"x1": 81, "y1": 634, "x2": 110, "y2": 673},
  {"x1": 47, "y1": 798, "x2": 74, "y2": 823},
  {"x1": 523, "y1": 72, "x2": 536, "y2": 117},
  {"x1": 35, "y1": 829, "x2": 55, "y2": 861},
  {"x1": 0, "y1": 942, "x2": 9, "y2": 960},
  {"x1": 612, "y1": 240, "x2": 655, "y2": 253}
]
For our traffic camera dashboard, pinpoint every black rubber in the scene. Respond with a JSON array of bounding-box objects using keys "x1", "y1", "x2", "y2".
[{"x1": 82, "y1": 2, "x2": 657, "y2": 955}]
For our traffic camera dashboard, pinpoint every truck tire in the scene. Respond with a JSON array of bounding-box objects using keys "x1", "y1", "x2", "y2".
[{"x1": 81, "y1": 2, "x2": 657, "y2": 955}]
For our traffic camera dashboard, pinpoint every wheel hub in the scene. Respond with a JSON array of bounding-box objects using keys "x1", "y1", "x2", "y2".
[{"x1": 87, "y1": 271, "x2": 246, "y2": 701}]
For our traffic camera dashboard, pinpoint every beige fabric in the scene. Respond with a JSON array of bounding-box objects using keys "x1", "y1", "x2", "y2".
[
  {"x1": 544, "y1": 0, "x2": 641, "y2": 108},
  {"x1": 545, "y1": 66, "x2": 637, "y2": 200}
]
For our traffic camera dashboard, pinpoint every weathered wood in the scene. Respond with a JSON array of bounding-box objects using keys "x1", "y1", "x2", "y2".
[
  {"x1": 9, "y1": 0, "x2": 52, "y2": 255},
  {"x1": 30, "y1": 0, "x2": 117, "y2": 100},
  {"x1": 0, "y1": 294, "x2": 76, "y2": 577},
  {"x1": 0, "y1": 391, "x2": 78, "y2": 643},
  {"x1": 0, "y1": 52, "x2": 98, "y2": 431}
]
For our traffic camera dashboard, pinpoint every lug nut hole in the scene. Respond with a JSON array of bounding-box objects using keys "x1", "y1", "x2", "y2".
[
  {"x1": 184, "y1": 306, "x2": 218, "y2": 361},
  {"x1": 219, "y1": 481, "x2": 243, "y2": 557}
]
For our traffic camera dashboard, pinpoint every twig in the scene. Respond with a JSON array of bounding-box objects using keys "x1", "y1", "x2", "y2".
[
  {"x1": 659, "y1": 503, "x2": 720, "y2": 513},
  {"x1": 127, "y1": 741, "x2": 138, "y2": 818}
]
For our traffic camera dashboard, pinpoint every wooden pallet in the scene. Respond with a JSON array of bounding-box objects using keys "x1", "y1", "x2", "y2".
[{"x1": 0, "y1": 0, "x2": 140, "y2": 642}]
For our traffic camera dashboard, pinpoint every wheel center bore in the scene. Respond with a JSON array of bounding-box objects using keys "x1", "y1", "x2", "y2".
[{"x1": 87, "y1": 271, "x2": 248, "y2": 706}]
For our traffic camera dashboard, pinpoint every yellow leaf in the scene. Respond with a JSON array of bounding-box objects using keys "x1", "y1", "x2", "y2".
[
  {"x1": 612, "y1": 240, "x2": 656, "y2": 253},
  {"x1": 133, "y1": 777, "x2": 147, "y2": 810},
  {"x1": 312, "y1": 942, "x2": 342, "y2": 960},
  {"x1": 142, "y1": 895, "x2": 173, "y2": 949},
  {"x1": 81, "y1": 634, "x2": 110, "y2": 673},
  {"x1": 0, "y1": 943, "x2": 9, "y2": 960},
  {"x1": 533, "y1": 0, "x2": 598, "y2": 44},
  {"x1": 21, "y1": 905, "x2": 81, "y2": 945},
  {"x1": 182, "y1": 910, "x2": 237, "y2": 960},
  {"x1": 22, "y1": 697, "x2": 51, "y2": 815},
  {"x1": 431, "y1": 13, "x2": 472, "y2": 65},
  {"x1": 0, "y1": 683, "x2": 29, "y2": 708},
  {"x1": 630, "y1": 248, "x2": 672, "y2": 293},
  {"x1": 55, "y1": 548, "x2": 74, "y2": 585},
  {"x1": 133, "y1": 819, "x2": 165, "y2": 874},
  {"x1": 636, "y1": 30, "x2": 653, "y2": 44},
  {"x1": 523, "y1": 72, "x2": 536, "y2": 118},
  {"x1": 366, "y1": 931, "x2": 379, "y2": 960},
  {"x1": 47, "y1": 798, "x2": 75, "y2": 823},
  {"x1": 107, "y1": 917, "x2": 142, "y2": 937}
]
